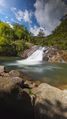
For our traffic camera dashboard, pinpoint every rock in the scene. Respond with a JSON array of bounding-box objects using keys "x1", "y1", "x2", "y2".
[
  {"x1": 62, "y1": 90, "x2": 67, "y2": 103},
  {"x1": 32, "y1": 83, "x2": 67, "y2": 119},
  {"x1": 34, "y1": 81, "x2": 41, "y2": 87},
  {"x1": 0, "y1": 76, "x2": 23, "y2": 92},
  {"x1": 21, "y1": 45, "x2": 39, "y2": 59},
  {"x1": 43, "y1": 56, "x2": 49, "y2": 61},
  {"x1": 0, "y1": 82, "x2": 34, "y2": 119},
  {"x1": 22, "y1": 88, "x2": 30, "y2": 95},
  {"x1": 0, "y1": 66, "x2": 5, "y2": 74},
  {"x1": 0, "y1": 72, "x2": 9, "y2": 77},
  {"x1": 43, "y1": 47, "x2": 67, "y2": 63},
  {"x1": 24, "y1": 80, "x2": 36, "y2": 89},
  {"x1": 0, "y1": 76, "x2": 15, "y2": 92},
  {"x1": 43, "y1": 46, "x2": 67, "y2": 63},
  {"x1": 9, "y1": 70, "x2": 21, "y2": 77},
  {"x1": 43, "y1": 47, "x2": 62, "y2": 63},
  {"x1": 48, "y1": 52, "x2": 62, "y2": 63},
  {"x1": 59, "y1": 50, "x2": 67, "y2": 62},
  {"x1": 11, "y1": 77, "x2": 23, "y2": 84}
]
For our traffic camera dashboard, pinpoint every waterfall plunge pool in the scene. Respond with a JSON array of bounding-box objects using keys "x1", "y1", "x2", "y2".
[{"x1": 0, "y1": 56, "x2": 67, "y2": 89}]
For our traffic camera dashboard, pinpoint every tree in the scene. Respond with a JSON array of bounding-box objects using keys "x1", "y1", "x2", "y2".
[
  {"x1": 13, "y1": 23, "x2": 31, "y2": 41},
  {"x1": 0, "y1": 36, "x2": 15, "y2": 56},
  {"x1": 0, "y1": 21, "x2": 14, "y2": 40},
  {"x1": 13, "y1": 23, "x2": 26, "y2": 40},
  {"x1": 38, "y1": 29, "x2": 45, "y2": 37}
]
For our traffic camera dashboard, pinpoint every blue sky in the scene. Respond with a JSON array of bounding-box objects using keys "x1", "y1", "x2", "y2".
[{"x1": 0, "y1": 0, "x2": 67, "y2": 36}]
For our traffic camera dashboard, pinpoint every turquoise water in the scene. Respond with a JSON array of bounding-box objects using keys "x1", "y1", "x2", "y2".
[{"x1": 0, "y1": 57, "x2": 67, "y2": 87}]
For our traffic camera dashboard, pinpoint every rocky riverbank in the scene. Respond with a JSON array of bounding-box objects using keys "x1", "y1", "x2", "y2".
[{"x1": 0, "y1": 65, "x2": 67, "y2": 119}]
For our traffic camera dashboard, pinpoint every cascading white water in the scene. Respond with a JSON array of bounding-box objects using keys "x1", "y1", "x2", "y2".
[{"x1": 17, "y1": 47, "x2": 45, "y2": 65}]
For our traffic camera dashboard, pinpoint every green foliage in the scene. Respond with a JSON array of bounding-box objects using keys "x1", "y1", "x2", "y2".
[
  {"x1": 0, "y1": 21, "x2": 31, "y2": 56},
  {"x1": 0, "y1": 36, "x2": 10, "y2": 45},
  {"x1": 53, "y1": 19, "x2": 67, "y2": 34},
  {"x1": 44, "y1": 19, "x2": 67, "y2": 49},
  {"x1": 31, "y1": 18, "x2": 67, "y2": 50},
  {"x1": 13, "y1": 40, "x2": 25, "y2": 55},
  {"x1": 0, "y1": 36, "x2": 17, "y2": 56},
  {"x1": 0, "y1": 21, "x2": 14, "y2": 40},
  {"x1": 13, "y1": 23, "x2": 31, "y2": 41},
  {"x1": 13, "y1": 23, "x2": 25, "y2": 40}
]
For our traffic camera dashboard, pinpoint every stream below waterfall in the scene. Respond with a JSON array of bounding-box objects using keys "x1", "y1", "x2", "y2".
[{"x1": 0, "y1": 56, "x2": 67, "y2": 88}]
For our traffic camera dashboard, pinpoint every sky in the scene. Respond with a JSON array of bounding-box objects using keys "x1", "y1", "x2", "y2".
[{"x1": 0, "y1": 0, "x2": 67, "y2": 36}]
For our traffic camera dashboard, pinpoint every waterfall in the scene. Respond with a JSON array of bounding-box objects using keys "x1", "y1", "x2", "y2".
[{"x1": 17, "y1": 47, "x2": 45, "y2": 65}]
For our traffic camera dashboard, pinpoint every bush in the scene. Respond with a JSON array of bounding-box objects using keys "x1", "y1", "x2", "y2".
[{"x1": 0, "y1": 36, "x2": 17, "y2": 56}]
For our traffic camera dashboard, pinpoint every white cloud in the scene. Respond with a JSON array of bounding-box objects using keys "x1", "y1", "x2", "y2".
[
  {"x1": 11, "y1": 8, "x2": 32, "y2": 24},
  {"x1": 11, "y1": 7, "x2": 17, "y2": 11},
  {"x1": 30, "y1": 26, "x2": 50, "y2": 36},
  {"x1": 0, "y1": 0, "x2": 6, "y2": 7},
  {"x1": 34, "y1": 0, "x2": 67, "y2": 35},
  {"x1": 30, "y1": 26, "x2": 40, "y2": 36},
  {"x1": 0, "y1": 0, "x2": 8, "y2": 14}
]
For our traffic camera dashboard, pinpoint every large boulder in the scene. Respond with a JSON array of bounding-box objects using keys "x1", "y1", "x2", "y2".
[{"x1": 32, "y1": 83, "x2": 67, "y2": 119}]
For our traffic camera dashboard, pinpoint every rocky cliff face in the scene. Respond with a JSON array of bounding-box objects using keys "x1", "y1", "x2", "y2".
[{"x1": 43, "y1": 47, "x2": 67, "y2": 63}]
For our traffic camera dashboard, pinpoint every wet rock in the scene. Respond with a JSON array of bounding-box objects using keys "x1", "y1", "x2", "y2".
[
  {"x1": 9, "y1": 70, "x2": 21, "y2": 77},
  {"x1": 21, "y1": 45, "x2": 39, "y2": 59},
  {"x1": 24, "y1": 80, "x2": 36, "y2": 89},
  {"x1": 43, "y1": 47, "x2": 67, "y2": 63},
  {"x1": 0, "y1": 77, "x2": 15, "y2": 92},
  {"x1": 43, "y1": 56, "x2": 49, "y2": 61},
  {"x1": 48, "y1": 52, "x2": 62, "y2": 63},
  {"x1": 0, "y1": 76, "x2": 23, "y2": 92},
  {"x1": 43, "y1": 47, "x2": 62, "y2": 63},
  {"x1": 59, "y1": 50, "x2": 67, "y2": 62},
  {"x1": 0, "y1": 66, "x2": 5, "y2": 74},
  {"x1": 11, "y1": 77, "x2": 23, "y2": 84},
  {"x1": 0, "y1": 72, "x2": 9, "y2": 77}
]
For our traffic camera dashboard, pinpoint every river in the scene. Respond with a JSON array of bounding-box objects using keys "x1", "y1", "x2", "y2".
[{"x1": 0, "y1": 56, "x2": 67, "y2": 88}]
